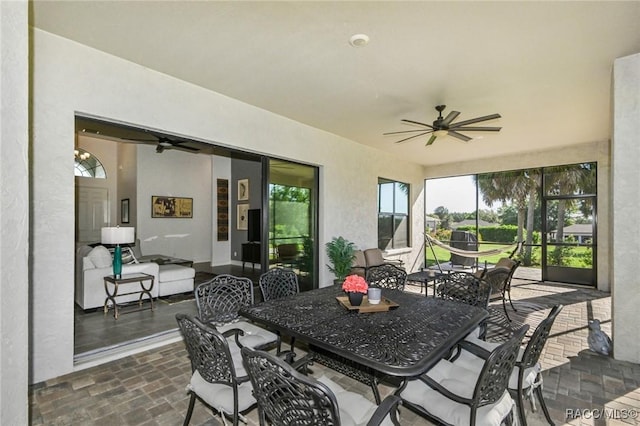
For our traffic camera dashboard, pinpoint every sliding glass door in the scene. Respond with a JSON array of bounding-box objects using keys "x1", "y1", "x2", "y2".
[{"x1": 266, "y1": 159, "x2": 318, "y2": 291}]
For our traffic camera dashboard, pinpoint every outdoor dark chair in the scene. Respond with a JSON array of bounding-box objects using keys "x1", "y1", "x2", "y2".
[
  {"x1": 258, "y1": 267, "x2": 299, "y2": 353},
  {"x1": 481, "y1": 257, "x2": 521, "y2": 321},
  {"x1": 175, "y1": 313, "x2": 256, "y2": 426},
  {"x1": 397, "y1": 324, "x2": 529, "y2": 426},
  {"x1": 458, "y1": 305, "x2": 563, "y2": 426},
  {"x1": 437, "y1": 271, "x2": 492, "y2": 339},
  {"x1": 276, "y1": 243, "x2": 300, "y2": 268},
  {"x1": 195, "y1": 274, "x2": 279, "y2": 351},
  {"x1": 242, "y1": 346, "x2": 402, "y2": 426},
  {"x1": 365, "y1": 264, "x2": 407, "y2": 291},
  {"x1": 437, "y1": 271, "x2": 492, "y2": 309}
]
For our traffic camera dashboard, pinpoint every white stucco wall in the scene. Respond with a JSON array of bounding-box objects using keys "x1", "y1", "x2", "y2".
[
  {"x1": 424, "y1": 141, "x2": 611, "y2": 292},
  {"x1": 31, "y1": 29, "x2": 424, "y2": 383},
  {"x1": 612, "y1": 52, "x2": 640, "y2": 363},
  {"x1": 136, "y1": 144, "x2": 213, "y2": 262},
  {"x1": 1, "y1": 0, "x2": 29, "y2": 423}
]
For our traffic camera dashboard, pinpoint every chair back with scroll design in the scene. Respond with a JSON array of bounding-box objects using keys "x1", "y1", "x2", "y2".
[
  {"x1": 176, "y1": 313, "x2": 255, "y2": 426},
  {"x1": 437, "y1": 271, "x2": 491, "y2": 309},
  {"x1": 259, "y1": 268, "x2": 299, "y2": 302},
  {"x1": 513, "y1": 305, "x2": 563, "y2": 426},
  {"x1": 365, "y1": 264, "x2": 407, "y2": 291},
  {"x1": 242, "y1": 347, "x2": 401, "y2": 426},
  {"x1": 195, "y1": 274, "x2": 254, "y2": 325},
  {"x1": 399, "y1": 324, "x2": 528, "y2": 426}
]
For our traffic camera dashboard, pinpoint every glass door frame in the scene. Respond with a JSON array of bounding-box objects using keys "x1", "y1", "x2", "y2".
[
  {"x1": 541, "y1": 172, "x2": 597, "y2": 286},
  {"x1": 261, "y1": 157, "x2": 319, "y2": 290}
]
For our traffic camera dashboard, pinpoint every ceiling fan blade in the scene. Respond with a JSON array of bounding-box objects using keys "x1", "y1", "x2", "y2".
[
  {"x1": 175, "y1": 144, "x2": 199, "y2": 151},
  {"x1": 441, "y1": 111, "x2": 460, "y2": 126},
  {"x1": 384, "y1": 129, "x2": 436, "y2": 135},
  {"x1": 401, "y1": 119, "x2": 435, "y2": 129},
  {"x1": 448, "y1": 131, "x2": 472, "y2": 142},
  {"x1": 394, "y1": 131, "x2": 433, "y2": 144},
  {"x1": 453, "y1": 126, "x2": 502, "y2": 132},
  {"x1": 449, "y1": 113, "x2": 501, "y2": 128},
  {"x1": 425, "y1": 135, "x2": 437, "y2": 146}
]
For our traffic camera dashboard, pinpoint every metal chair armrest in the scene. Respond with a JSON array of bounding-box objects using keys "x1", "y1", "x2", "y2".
[
  {"x1": 366, "y1": 395, "x2": 402, "y2": 426},
  {"x1": 420, "y1": 374, "x2": 473, "y2": 406},
  {"x1": 458, "y1": 340, "x2": 491, "y2": 360}
]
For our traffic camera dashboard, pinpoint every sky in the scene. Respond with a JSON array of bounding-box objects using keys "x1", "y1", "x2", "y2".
[{"x1": 425, "y1": 175, "x2": 497, "y2": 214}]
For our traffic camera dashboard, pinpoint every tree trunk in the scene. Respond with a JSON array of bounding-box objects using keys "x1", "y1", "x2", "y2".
[{"x1": 524, "y1": 187, "x2": 536, "y2": 266}]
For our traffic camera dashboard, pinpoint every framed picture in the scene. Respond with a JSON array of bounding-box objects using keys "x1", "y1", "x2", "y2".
[
  {"x1": 121, "y1": 198, "x2": 130, "y2": 224},
  {"x1": 151, "y1": 196, "x2": 193, "y2": 218},
  {"x1": 238, "y1": 178, "x2": 249, "y2": 201},
  {"x1": 237, "y1": 203, "x2": 249, "y2": 230}
]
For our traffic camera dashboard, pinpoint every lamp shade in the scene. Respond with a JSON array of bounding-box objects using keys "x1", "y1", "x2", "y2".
[{"x1": 101, "y1": 226, "x2": 135, "y2": 245}]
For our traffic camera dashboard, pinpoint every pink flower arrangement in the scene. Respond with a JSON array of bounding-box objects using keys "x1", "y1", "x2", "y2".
[{"x1": 342, "y1": 274, "x2": 368, "y2": 294}]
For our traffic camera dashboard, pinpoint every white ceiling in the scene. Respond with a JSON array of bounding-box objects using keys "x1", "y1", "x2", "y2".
[{"x1": 32, "y1": 1, "x2": 640, "y2": 166}]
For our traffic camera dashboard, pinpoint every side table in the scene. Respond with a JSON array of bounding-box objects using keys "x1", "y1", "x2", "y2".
[
  {"x1": 103, "y1": 272, "x2": 155, "y2": 319},
  {"x1": 406, "y1": 270, "x2": 445, "y2": 297}
]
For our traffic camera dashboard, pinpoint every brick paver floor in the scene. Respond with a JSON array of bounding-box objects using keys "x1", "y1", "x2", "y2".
[{"x1": 29, "y1": 278, "x2": 640, "y2": 425}]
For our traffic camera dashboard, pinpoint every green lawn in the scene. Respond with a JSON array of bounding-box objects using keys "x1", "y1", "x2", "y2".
[{"x1": 425, "y1": 243, "x2": 592, "y2": 268}]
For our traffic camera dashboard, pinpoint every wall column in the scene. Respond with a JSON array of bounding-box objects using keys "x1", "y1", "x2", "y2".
[
  {"x1": 612, "y1": 52, "x2": 640, "y2": 363},
  {"x1": 0, "y1": 0, "x2": 30, "y2": 422}
]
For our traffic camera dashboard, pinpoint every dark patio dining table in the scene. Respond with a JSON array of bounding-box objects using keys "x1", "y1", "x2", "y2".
[{"x1": 239, "y1": 284, "x2": 488, "y2": 378}]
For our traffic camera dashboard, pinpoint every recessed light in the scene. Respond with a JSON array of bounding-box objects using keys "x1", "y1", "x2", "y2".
[{"x1": 349, "y1": 33, "x2": 370, "y2": 47}]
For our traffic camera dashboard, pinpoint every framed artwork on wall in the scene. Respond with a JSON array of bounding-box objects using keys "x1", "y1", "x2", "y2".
[
  {"x1": 238, "y1": 178, "x2": 249, "y2": 201},
  {"x1": 121, "y1": 198, "x2": 130, "y2": 224},
  {"x1": 151, "y1": 196, "x2": 193, "y2": 218},
  {"x1": 237, "y1": 203, "x2": 249, "y2": 230}
]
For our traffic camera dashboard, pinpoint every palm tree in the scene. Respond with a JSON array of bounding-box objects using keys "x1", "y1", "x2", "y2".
[{"x1": 476, "y1": 169, "x2": 540, "y2": 265}]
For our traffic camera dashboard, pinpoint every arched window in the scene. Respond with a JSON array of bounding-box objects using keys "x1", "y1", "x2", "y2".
[{"x1": 74, "y1": 148, "x2": 106, "y2": 178}]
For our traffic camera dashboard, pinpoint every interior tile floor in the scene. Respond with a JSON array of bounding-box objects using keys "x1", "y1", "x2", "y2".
[{"x1": 41, "y1": 272, "x2": 640, "y2": 425}]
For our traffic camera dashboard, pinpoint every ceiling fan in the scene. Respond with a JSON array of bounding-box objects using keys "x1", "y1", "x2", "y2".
[
  {"x1": 124, "y1": 132, "x2": 200, "y2": 153},
  {"x1": 384, "y1": 105, "x2": 501, "y2": 146}
]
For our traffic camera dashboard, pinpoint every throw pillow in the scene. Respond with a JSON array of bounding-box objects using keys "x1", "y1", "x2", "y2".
[{"x1": 87, "y1": 245, "x2": 112, "y2": 269}]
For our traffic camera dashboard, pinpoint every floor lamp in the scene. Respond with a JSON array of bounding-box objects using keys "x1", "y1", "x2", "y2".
[{"x1": 101, "y1": 226, "x2": 135, "y2": 277}]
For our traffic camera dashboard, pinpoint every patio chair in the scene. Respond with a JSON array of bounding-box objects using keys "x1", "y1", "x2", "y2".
[
  {"x1": 350, "y1": 249, "x2": 367, "y2": 277},
  {"x1": 175, "y1": 313, "x2": 256, "y2": 426},
  {"x1": 397, "y1": 324, "x2": 529, "y2": 426},
  {"x1": 365, "y1": 264, "x2": 407, "y2": 291},
  {"x1": 258, "y1": 267, "x2": 299, "y2": 353},
  {"x1": 436, "y1": 271, "x2": 491, "y2": 309},
  {"x1": 363, "y1": 248, "x2": 404, "y2": 268},
  {"x1": 195, "y1": 274, "x2": 280, "y2": 351},
  {"x1": 275, "y1": 243, "x2": 300, "y2": 268},
  {"x1": 482, "y1": 266, "x2": 515, "y2": 321},
  {"x1": 457, "y1": 305, "x2": 563, "y2": 426},
  {"x1": 241, "y1": 346, "x2": 402, "y2": 426},
  {"x1": 437, "y1": 271, "x2": 492, "y2": 339}
]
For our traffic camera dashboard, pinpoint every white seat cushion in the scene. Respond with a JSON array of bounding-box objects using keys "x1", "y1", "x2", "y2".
[
  {"x1": 461, "y1": 335, "x2": 540, "y2": 389},
  {"x1": 188, "y1": 346, "x2": 252, "y2": 414},
  {"x1": 217, "y1": 320, "x2": 279, "y2": 349},
  {"x1": 400, "y1": 359, "x2": 514, "y2": 426},
  {"x1": 316, "y1": 375, "x2": 395, "y2": 426},
  {"x1": 189, "y1": 369, "x2": 255, "y2": 415},
  {"x1": 158, "y1": 264, "x2": 195, "y2": 281}
]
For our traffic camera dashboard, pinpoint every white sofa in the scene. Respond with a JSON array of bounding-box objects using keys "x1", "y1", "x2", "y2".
[{"x1": 75, "y1": 244, "x2": 195, "y2": 310}]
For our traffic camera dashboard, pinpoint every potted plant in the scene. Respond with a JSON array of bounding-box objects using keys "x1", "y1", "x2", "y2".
[
  {"x1": 325, "y1": 236, "x2": 356, "y2": 284},
  {"x1": 342, "y1": 274, "x2": 368, "y2": 306}
]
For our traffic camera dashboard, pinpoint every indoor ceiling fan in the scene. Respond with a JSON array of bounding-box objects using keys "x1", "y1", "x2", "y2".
[
  {"x1": 124, "y1": 132, "x2": 200, "y2": 154},
  {"x1": 384, "y1": 105, "x2": 501, "y2": 146}
]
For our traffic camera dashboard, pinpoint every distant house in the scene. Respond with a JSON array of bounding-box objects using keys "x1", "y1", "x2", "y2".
[
  {"x1": 550, "y1": 224, "x2": 593, "y2": 244},
  {"x1": 425, "y1": 215, "x2": 441, "y2": 231}
]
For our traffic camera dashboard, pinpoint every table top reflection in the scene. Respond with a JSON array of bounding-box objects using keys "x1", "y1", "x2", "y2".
[{"x1": 240, "y1": 285, "x2": 487, "y2": 377}]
